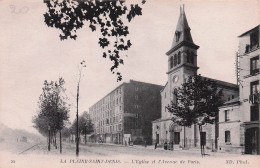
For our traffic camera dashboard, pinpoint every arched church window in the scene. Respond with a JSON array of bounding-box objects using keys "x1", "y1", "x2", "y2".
[
  {"x1": 177, "y1": 51, "x2": 181, "y2": 64},
  {"x1": 191, "y1": 52, "x2": 194, "y2": 64},
  {"x1": 174, "y1": 54, "x2": 177, "y2": 66},
  {"x1": 172, "y1": 88, "x2": 178, "y2": 105},
  {"x1": 170, "y1": 56, "x2": 174, "y2": 68},
  {"x1": 187, "y1": 51, "x2": 190, "y2": 63}
]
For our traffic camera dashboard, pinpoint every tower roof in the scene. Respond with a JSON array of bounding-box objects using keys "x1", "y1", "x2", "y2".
[{"x1": 166, "y1": 5, "x2": 199, "y2": 55}]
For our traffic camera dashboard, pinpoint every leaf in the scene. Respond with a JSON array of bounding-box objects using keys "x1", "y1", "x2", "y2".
[
  {"x1": 103, "y1": 52, "x2": 107, "y2": 58},
  {"x1": 89, "y1": 24, "x2": 96, "y2": 31}
]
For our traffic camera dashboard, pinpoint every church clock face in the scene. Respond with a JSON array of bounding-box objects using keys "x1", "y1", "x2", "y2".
[{"x1": 173, "y1": 75, "x2": 179, "y2": 83}]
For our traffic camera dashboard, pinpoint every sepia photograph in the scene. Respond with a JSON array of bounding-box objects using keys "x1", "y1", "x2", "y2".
[{"x1": 0, "y1": 0, "x2": 259, "y2": 168}]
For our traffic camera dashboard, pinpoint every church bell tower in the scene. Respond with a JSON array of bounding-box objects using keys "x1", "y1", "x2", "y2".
[{"x1": 166, "y1": 5, "x2": 200, "y2": 96}]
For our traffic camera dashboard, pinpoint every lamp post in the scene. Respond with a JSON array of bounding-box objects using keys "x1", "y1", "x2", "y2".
[{"x1": 48, "y1": 126, "x2": 51, "y2": 151}]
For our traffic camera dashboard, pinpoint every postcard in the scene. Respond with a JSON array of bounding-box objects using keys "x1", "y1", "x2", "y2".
[{"x1": 0, "y1": 0, "x2": 259, "y2": 168}]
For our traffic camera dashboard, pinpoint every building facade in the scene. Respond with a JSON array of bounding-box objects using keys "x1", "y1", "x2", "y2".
[
  {"x1": 152, "y1": 6, "x2": 239, "y2": 150},
  {"x1": 219, "y1": 25, "x2": 260, "y2": 154},
  {"x1": 89, "y1": 80, "x2": 163, "y2": 145},
  {"x1": 218, "y1": 98, "x2": 242, "y2": 153},
  {"x1": 239, "y1": 25, "x2": 260, "y2": 155}
]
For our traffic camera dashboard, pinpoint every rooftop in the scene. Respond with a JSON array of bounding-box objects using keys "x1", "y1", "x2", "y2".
[{"x1": 238, "y1": 25, "x2": 260, "y2": 37}]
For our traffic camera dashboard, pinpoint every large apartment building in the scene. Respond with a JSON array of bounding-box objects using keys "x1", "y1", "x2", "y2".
[{"x1": 89, "y1": 80, "x2": 163, "y2": 145}]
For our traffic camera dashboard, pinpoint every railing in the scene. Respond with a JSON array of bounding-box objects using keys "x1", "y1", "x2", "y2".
[
  {"x1": 245, "y1": 44, "x2": 259, "y2": 53},
  {"x1": 249, "y1": 93, "x2": 260, "y2": 104}
]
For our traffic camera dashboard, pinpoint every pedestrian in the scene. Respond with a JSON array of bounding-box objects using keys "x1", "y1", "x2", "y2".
[
  {"x1": 171, "y1": 141, "x2": 174, "y2": 151},
  {"x1": 144, "y1": 140, "x2": 147, "y2": 147},
  {"x1": 155, "y1": 142, "x2": 157, "y2": 149}
]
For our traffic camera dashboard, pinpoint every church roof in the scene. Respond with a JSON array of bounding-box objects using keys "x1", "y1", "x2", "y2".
[
  {"x1": 172, "y1": 6, "x2": 193, "y2": 47},
  {"x1": 166, "y1": 5, "x2": 199, "y2": 55},
  {"x1": 219, "y1": 97, "x2": 240, "y2": 108},
  {"x1": 202, "y1": 76, "x2": 239, "y2": 91}
]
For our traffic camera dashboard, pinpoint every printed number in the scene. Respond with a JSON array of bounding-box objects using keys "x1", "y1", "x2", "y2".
[{"x1": 11, "y1": 160, "x2": 15, "y2": 163}]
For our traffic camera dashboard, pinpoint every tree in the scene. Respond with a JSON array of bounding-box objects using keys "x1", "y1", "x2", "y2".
[
  {"x1": 43, "y1": 0, "x2": 146, "y2": 81},
  {"x1": 61, "y1": 126, "x2": 71, "y2": 139},
  {"x1": 80, "y1": 111, "x2": 94, "y2": 144},
  {"x1": 71, "y1": 111, "x2": 94, "y2": 144},
  {"x1": 32, "y1": 78, "x2": 70, "y2": 152},
  {"x1": 166, "y1": 74, "x2": 223, "y2": 156}
]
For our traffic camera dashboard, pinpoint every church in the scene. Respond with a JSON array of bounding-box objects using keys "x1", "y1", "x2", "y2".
[{"x1": 152, "y1": 6, "x2": 239, "y2": 150}]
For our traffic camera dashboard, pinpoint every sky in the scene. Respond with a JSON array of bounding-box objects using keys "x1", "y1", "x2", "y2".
[{"x1": 0, "y1": 0, "x2": 259, "y2": 135}]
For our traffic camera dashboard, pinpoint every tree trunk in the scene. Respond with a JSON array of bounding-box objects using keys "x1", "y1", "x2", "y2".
[
  {"x1": 60, "y1": 130, "x2": 62, "y2": 154},
  {"x1": 215, "y1": 116, "x2": 218, "y2": 150},
  {"x1": 183, "y1": 126, "x2": 186, "y2": 148},
  {"x1": 52, "y1": 132, "x2": 55, "y2": 145},
  {"x1": 85, "y1": 133, "x2": 87, "y2": 145},
  {"x1": 199, "y1": 125, "x2": 204, "y2": 157},
  {"x1": 53, "y1": 131, "x2": 57, "y2": 149},
  {"x1": 194, "y1": 124, "x2": 197, "y2": 147}
]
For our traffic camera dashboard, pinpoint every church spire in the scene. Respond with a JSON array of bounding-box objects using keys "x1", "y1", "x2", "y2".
[{"x1": 166, "y1": 5, "x2": 199, "y2": 55}]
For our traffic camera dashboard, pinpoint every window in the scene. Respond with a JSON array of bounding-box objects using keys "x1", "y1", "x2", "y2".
[
  {"x1": 251, "y1": 80, "x2": 259, "y2": 95},
  {"x1": 224, "y1": 110, "x2": 230, "y2": 122},
  {"x1": 191, "y1": 52, "x2": 194, "y2": 64},
  {"x1": 250, "y1": 29, "x2": 259, "y2": 50},
  {"x1": 172, "y1": 88, "x2": 178, "y2": 105},
  {"x1": 249, "y1": 81, "x2": 259, "y2": 104},
  {"x1": 118, "y1": 124, "x2": 122, "y2": 131},
  {"x1": 175, "y1": 31, "x2": 181, "y2": 42},
  {"x1": 174, "y1": 54, "x2": 177, "y2": 66},
  {"x1": 165, "y1": 92, "x2": 166, "y2": 98},
  {"x1": 135, "y1": 87, "x2": 139, "y2": 91},
  {"x1": 250, "y1": 56, "x2": 259, "y2": 75},
  {"x1": 135, "y1": 95, "x2": 138, "y2": 100},
  {"x1": 225, "y1": 131, "x2": 231, "y2": 143},
  {"x1": 170, "y1": 56, "x2": 174, "y2": 68},
  {"x1": 187, "y1": 51, "x2": 190, "y2": 63},
  {"x1": 251, "y1": 105, "x2": 259, "y2": 121},
  {"x1": 177, "y1": 51, "x2": 181, "y2": 64}
]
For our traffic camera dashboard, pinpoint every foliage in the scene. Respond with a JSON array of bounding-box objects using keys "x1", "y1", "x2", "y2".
[
  {"x1": 61, "y1": 126, "x2": 71, "y2": 138},
  {"x1": 43, "y1": 0, "x2": 146, "y2": 81},
  {"x1": 71, "y1": 111, "x2": 94, "y2": 135},
  {"x1": 32, "y1": 78, "x2": 70, "y2": 136},
  {"x1": 166, "y1": 74, "x2": 224, "y2": 127}
]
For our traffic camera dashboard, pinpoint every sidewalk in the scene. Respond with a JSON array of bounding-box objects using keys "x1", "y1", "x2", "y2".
[{"x1": 86, "y1": 142, "x2": 243, "y2": 157}]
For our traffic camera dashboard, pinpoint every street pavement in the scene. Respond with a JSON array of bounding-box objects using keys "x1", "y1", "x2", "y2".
[
  {"x1": 21, "y1": 141, "x2": 244, "y2": 158},
  {"x1": 1, "y1": 141, "x2": 258, "y2": 168}
]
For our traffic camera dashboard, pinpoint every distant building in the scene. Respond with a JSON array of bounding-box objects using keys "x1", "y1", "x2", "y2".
[
  {"x1": 89, "y1": 80, "x2": 163, "y2": 145},
  {"x1": 152, "y1": 6, "x2": 239, "y2": 150},
  {"x1": 218, "y1": 25, "x2": 260, "y2": 154}
]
